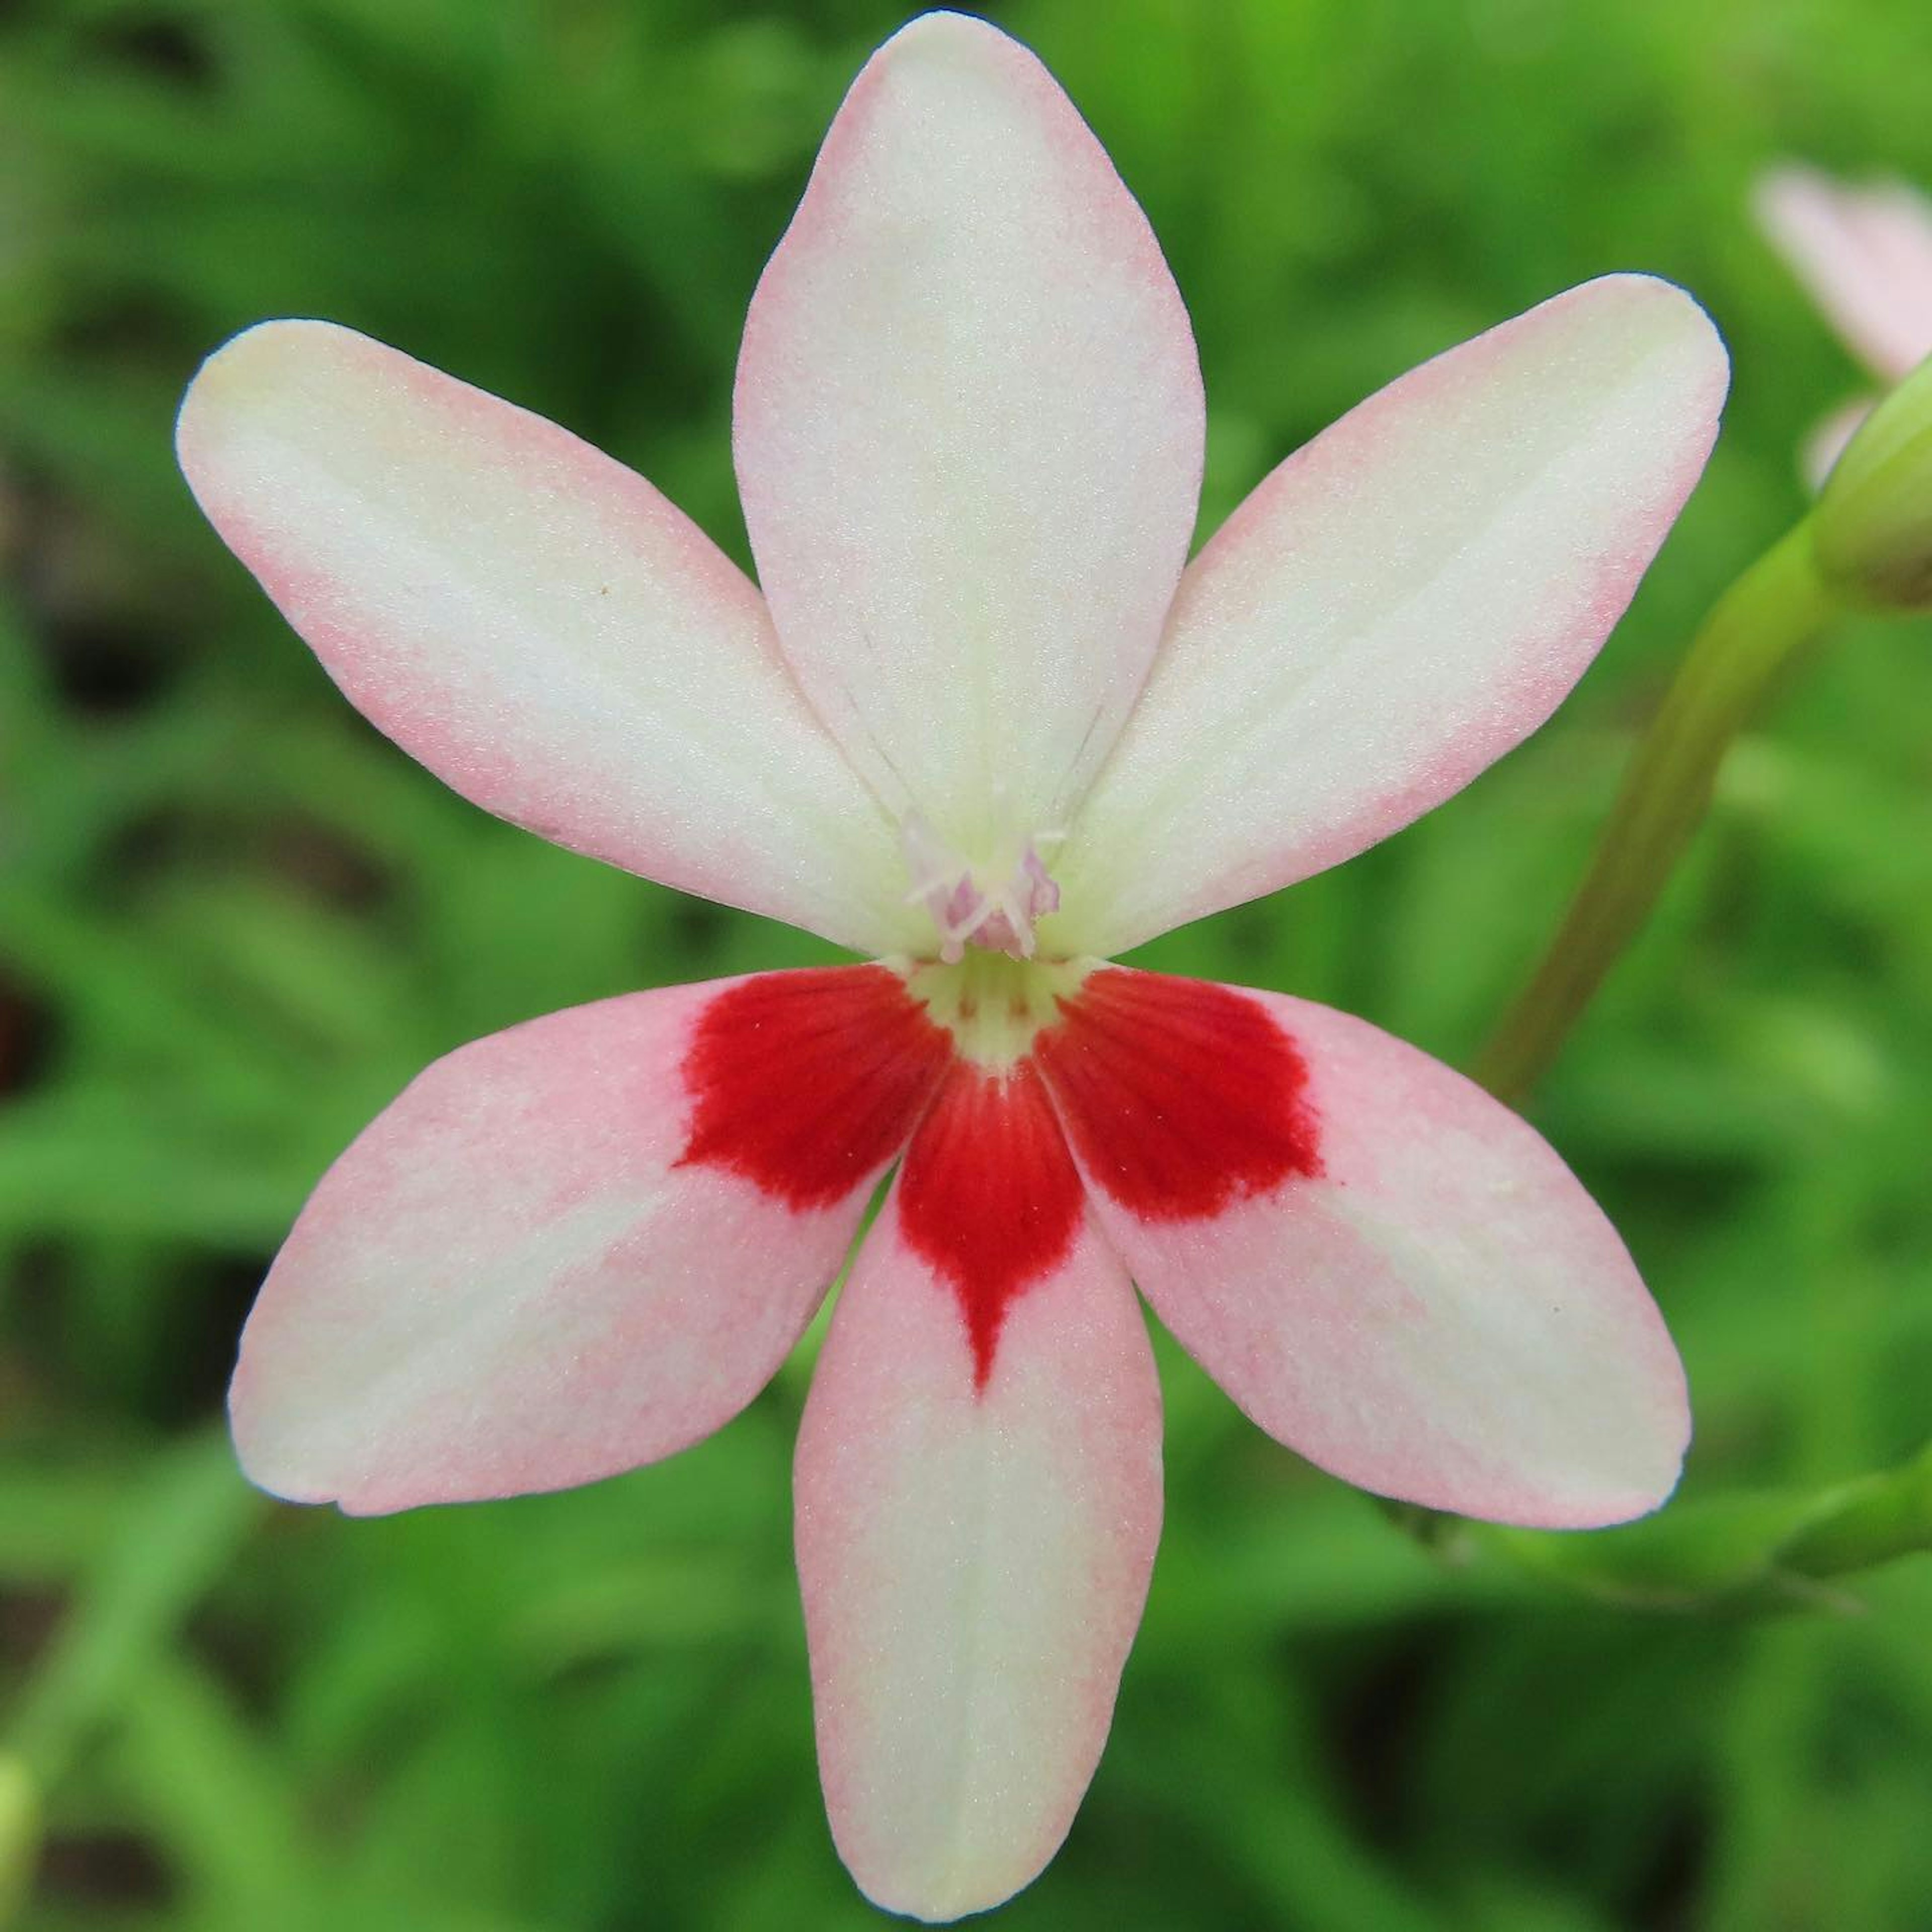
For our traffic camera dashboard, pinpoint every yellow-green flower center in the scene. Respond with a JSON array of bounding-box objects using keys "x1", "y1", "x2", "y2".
[{"x1": 906, "y1": 952, "x2": 1095, "y2": 1067}]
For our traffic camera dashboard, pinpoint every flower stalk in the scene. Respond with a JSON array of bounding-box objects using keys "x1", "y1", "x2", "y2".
[
  {"x1": 0, "y1": 1756, "x2": 36, "y2": 1929},
  {"x1": 1812, "y1": 348, "x2": 1932, "y2": 611},
  {"x1": 1488, "y1": 1434, "x2": 1932, "y2": 1612},
  {"x1": 1476, "y1": 519, "x2": 1837, "y2": 1102}
]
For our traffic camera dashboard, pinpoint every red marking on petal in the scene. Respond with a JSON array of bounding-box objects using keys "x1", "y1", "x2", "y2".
[
  {"x1": 679, "y1": 967, "x2": 952, "y2": 1209},
  {"x1": 1035, "y1": 968, "x2": 1322, "y2": 1219},
  {"x1": 899, "y1": 1061, "x2": 1085, "y2": 1390}
]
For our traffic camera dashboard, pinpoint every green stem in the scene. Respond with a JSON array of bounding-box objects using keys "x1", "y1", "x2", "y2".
[
  {"x1": 1479, "y1": 1436, "x2": 1932, "y2": 1613},
  {"x1": 1, "y1": 1431, "x2": 261, "y2": 1789},
  {"x1": 1475, "y1": 521, "x2": 1837, "y2": 1102},
  {"x1": 1776, "y1": 1437, "x2": 1932, "y2": 1580},
  {"x1": 0, "y1": 1756, "x2": 36, "y2": 1929}
]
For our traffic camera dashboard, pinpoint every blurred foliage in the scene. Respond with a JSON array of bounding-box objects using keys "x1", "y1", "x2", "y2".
[{"x1": 3, "y1": 0, "x2": 1932, "y2": 1927}]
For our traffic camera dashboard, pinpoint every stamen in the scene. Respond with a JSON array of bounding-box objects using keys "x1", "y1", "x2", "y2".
[{"x1": 900, "y1": 815, "x2": 1065, "y2": 964}]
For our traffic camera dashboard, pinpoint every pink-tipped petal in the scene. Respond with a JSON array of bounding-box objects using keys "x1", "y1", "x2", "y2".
[
  {"x1": 178, "y1": 321, "x2": 916, "y2": 955},
  {"x1": 796, "y1": 1188, "x2": 1162, "y2": 1921},
  {"x1": 234, "y1": 970, "x2": 940, "y2": 1514},
  {"x1": 735, "y1": 12, "x2": 1203, "y2": 851},
  {"x1": 1056, "y1": 276, "x2": 1728, "y2": 954},
  {"x1": 1756, "y1": 166, "x2": 1932, "y2": 382},
  {"x1": 1802, "y1": 396, "x2": 1877, "y2": 490},
  {"x1": 1040, "y1": 971, "x2": 1687, "y2": 1528}
]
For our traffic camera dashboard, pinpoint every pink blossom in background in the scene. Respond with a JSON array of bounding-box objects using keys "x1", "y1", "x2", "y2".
[
  {"x1": 1755, "y1": 165, "x2": 1932, "y2": 484},
  {"x1": 177, "y1": 12, "x2": 1727, "y2": 1920}
]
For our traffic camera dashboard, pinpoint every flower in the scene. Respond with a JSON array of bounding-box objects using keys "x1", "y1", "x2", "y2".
[
  {"x1": 1754, "y1": 165, "x2": 1932, "y2": 484},
  {"x1": 177, "y1": 12, "x2": 1726, "y2": 1920}
]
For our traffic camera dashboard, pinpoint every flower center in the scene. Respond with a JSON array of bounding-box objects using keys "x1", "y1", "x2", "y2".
[
  {"x1": 900, "y1": 816, "x2": 1065, "y2": 965},
  {"x1": 908, "y1": 951, "x2": 1092, "y2": 1068}
]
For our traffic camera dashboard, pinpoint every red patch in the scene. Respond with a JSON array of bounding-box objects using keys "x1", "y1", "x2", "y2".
[
  {"x1": 899, "y1": 1060, "x2": 1085, "y2": 1390},
  {"x1": 679, "y1": 962, "x2": 1320, "y2": 1394},
  {"x1": 1034, "y1": 968, "x2": 1322, "y2": 1218},
  {"x1": 678, "y1": 967, "x2": 951, "y2": 1209}
]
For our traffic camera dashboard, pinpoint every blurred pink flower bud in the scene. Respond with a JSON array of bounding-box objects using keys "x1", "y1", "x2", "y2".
[{"x1": 1755, "y1": 165, "x2": 1932, "y2": 486}]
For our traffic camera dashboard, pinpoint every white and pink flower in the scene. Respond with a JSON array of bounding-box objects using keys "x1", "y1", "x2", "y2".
[
  {"x1": 178, "y1": 13, "x2": 1727, "y2": 1920},
  {"x1": 1755, "y1": 165, "x2": 1932, "y2": 484}
]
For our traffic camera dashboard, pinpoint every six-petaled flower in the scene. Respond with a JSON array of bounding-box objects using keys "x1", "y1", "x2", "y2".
[{"x1": 178, "y1": 12, "x2": 1728, "y2": 1920}]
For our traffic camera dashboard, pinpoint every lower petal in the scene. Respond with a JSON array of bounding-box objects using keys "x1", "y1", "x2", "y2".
[
  {"x1": 234, "y1": 968, "x2": 941, "y2": 1514},
  {"x1": 795, "y1": 1189, "x2": 1161, "y2": 1921},
  {"x1": 897, "y1": 1057, "x2": 1086, "y2": 1389},
  {"x1": 1039, "y1": 970, "x2": 1688, "y2": 1528}
]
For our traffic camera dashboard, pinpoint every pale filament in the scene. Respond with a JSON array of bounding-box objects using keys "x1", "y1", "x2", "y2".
[{"x1": 901, "y1": 816, "x2": 1065, "y2": 964}]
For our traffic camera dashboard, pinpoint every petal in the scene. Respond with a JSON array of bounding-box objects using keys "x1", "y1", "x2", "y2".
[
  {"x1": 796, "y1": 1187, "x2": 1161, "y2": 1921},
  {"x1": 1803, "y1": 397, "x2": 1877, "y2": 491},
  {"x1": 234, "y1": 968, "x2": 949, "y2": 1513},
  {"x1": 898, "y1": 1056, "x2": 1087, "y2": 1388},
  {"x1": 1756, "y1": 167, "x2": 1932, "y2": 382},
  {"x1": 178, "y1": 321, "x2": 917, "y2": 955},
  {"x1": 734, "y1": 13, "x2": 1203, "y2": 850},
  {"x1": 1055, "y1": 276, "x2": 1728, "y2": 954},
  {"x1": 1037, "y1": 970, "x2": 1688, "y2": 1527}
]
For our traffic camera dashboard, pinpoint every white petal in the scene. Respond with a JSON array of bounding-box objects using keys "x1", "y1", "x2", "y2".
[
  {"x1": 1039, "y1": 971, "x2": 1688, "y2": 1527},
  {"x1": 795, "y1": 1188, "x2": 1162, "y2": 1920},
  {"x1": 1055, "y1": 276, "x2": 1727, "y2": 954},
  {"x1": 233, "y1": 970, "x2": 942, "y2": 1513},
  {"x1": 734, "y1": 13, "x2": 1203, "y2": 857},
  {"x1": 179, "y1": 321, "x2": 917, "y2": 954}
]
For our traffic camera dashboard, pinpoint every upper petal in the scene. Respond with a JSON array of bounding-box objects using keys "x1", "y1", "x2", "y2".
[
  {"x1": 1756, "y1": 167, "x2": 1932, "y2": 382},
  {"x1": 796, "y1": 1185, "x2": 1161, "y2": 1921},
  {"x1": 734, "y1": 12, "x2": 1203, "y2": 854},
  {"x1": 178, "y1": 321, "x2": 917, "y2": 955},
  {"x1": 234, "y1": 968, "x2": 947, "y2": 1513},
  {"x1": 1037, "y1": 970, "x2": 1688, "y2": 1527},
  {"x1": 1055, "y1": 276, "x2": 1728, "y2": 954}
]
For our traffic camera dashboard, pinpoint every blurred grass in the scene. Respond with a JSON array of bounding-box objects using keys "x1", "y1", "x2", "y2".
[{"x1": 4, "y1": 0, "x2": 1932, "y2": 1926}]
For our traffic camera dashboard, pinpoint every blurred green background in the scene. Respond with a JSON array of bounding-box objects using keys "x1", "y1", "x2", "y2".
[{"x1": 4, "y1": 0, "x2": 1932, "y2": 1926}]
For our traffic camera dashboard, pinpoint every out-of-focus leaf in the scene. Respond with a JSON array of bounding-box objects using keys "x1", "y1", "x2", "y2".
[{"x1": 4, "y1": 1431, "x2": 261, "y2": 1787}]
